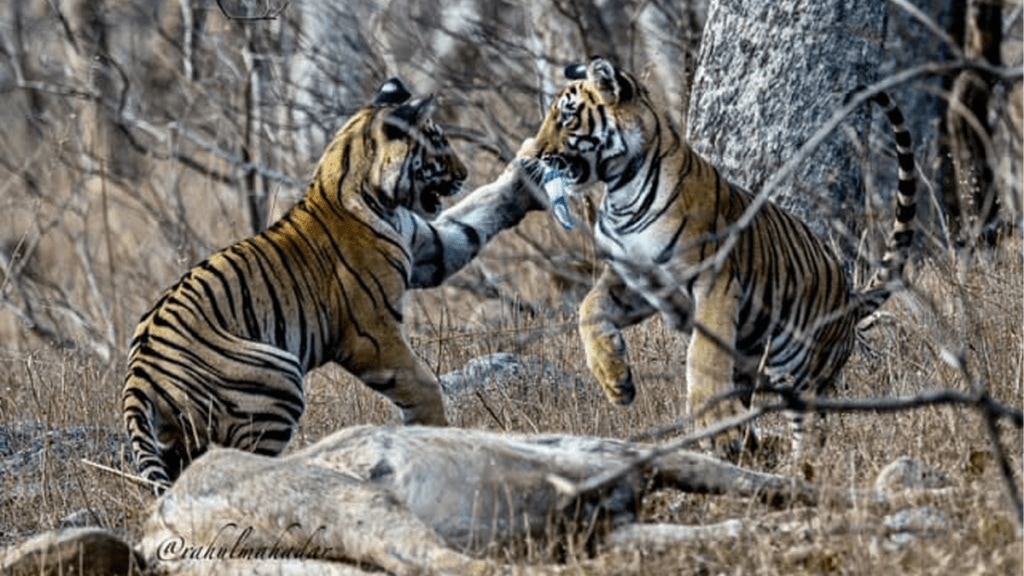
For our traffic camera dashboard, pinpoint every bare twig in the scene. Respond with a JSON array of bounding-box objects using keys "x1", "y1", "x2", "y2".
[
  {"x1": 79, "y1": 458, "x2": 167, "y2": 492},
  {"x1": 886, "y1": 0, "x2": 964, "y2": 61},
  {"x1": 473, "y1": 388, "x2": 507, "y2": 431},
  {"x1": 570, "y1": 386, "x2": 1022, "y2": 529},
  {"x1": 214, "y1": 0, "x2": 289, "y2": 21}
]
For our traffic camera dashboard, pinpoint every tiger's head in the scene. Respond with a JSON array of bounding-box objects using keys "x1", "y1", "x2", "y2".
[
  {"x1": 529, "y1": 58, "x2": 655, "y2": 189},
  {"x1": 366, "y1": 78, "x2": 468, "y2": 219}
]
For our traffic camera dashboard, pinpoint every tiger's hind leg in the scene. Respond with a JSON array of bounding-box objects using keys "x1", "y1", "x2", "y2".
[
  {"x1": 181, "y1": 334, "x2": 308, "y2": 459},
  {"x1": 579, "y1": 266, "x2": 657, "y2": 405},
  {"x1": 785, "y1": 382, "x2": 833, "y2": 465},
  {"x1": 122, "y1": 383, "x2": 174, "y2": 494},
  {"x1": 123, "y1": 381, "x2": 210, "y2": 494},
  {"x1": 124, "y1": 334, "x2": 307, "y2": 490},
  {"x1": 686, "y1": 274, "x2": 755, "y2": 462}
]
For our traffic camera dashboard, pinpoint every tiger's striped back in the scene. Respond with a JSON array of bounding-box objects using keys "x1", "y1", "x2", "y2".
[
  {"x1": 123, "y1": 78, "x2": 470, "y2": 492},
  {"x1": 525, "y1": 58, "x2": 917, "y2": 459}
]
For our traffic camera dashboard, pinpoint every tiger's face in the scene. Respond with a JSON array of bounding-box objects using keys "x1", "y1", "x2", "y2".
[
  {"x1": 529, "y1": 59, "x2": 650, "y2": 188},
  {"x1": 371, "y1": 79, "x2": 468, "y2": 219}
]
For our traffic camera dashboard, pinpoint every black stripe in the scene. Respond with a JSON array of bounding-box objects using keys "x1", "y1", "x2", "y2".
[
  {"x1": 264, "y1": 223, "x2": 314, "y2": 366},
  {"x1": 195, "y1": 264, "x2": 232, "y2": 328},
  {"x1": 249, "y1": 243, "x2": 290, "y2": 349},
  {"x1": 898, "y1": 152, "x2": 915, "y2": 172},
  {"x1": 654, "y1": 217, "x2": 687, "y2": 265},
  {"x1": 610, "y1": 154, "x2": 644, "y2": 190},
  {"x1": 896, "y1": 202, "x2": 916, "y2": 222},
  {"x1": 886, "y1": 108, "x2": 905, "y2": 128},
  {"x1": 305, "y1": 209, "x2": 382, "y2": 309},
  {"x1": 871, "y1": 92, "x2": 892, "y2": 108},
  {"x1": 221, "y1": 249, "x2": 260, "y2": 338},
  {"x1": 893, "y1": 229, "x2": 914, "y2": 247},
  {"x1": 367, "y1": 375, "x2": 397, "y2": 393},
  {"x1": 897, "y1": 178, "x2": 916, "y2": 198}
]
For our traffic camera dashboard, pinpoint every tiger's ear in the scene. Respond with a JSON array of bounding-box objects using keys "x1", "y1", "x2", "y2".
[
  {"x1": 586, "y1": 58, "x2": 635, "y2": 105},
  {"x1": 374, "y1": 77, "x2": 413, "y2": 106},
  {"x1": 384, "y1": 95, "x2": 436, "y2": 139}
]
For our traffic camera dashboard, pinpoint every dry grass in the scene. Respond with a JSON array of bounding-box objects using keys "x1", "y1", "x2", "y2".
[
  {"x1": 1, "y1": 1, "x2": 1020, "y2": 571},
  {"x1": 1, "y1": 231, "x2": 1021, "y2": 573}
]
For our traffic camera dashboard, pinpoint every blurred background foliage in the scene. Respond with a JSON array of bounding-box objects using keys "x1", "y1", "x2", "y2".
[{"x1": 0, "y1": 0, "x2": 1020, "y2": 364}]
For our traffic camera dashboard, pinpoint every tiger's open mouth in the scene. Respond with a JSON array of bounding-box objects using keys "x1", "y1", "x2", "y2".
[{"x1": 541, "y1": 154, "x2": 587, "y2": 184}]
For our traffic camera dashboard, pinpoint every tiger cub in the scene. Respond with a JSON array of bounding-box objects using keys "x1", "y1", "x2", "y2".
[
  {"x1": 123, "y1": 78, "x2": 545, "y2": 492},
  {"x1": 525, "y1": 58, "x2": 917, "y2": 459}
]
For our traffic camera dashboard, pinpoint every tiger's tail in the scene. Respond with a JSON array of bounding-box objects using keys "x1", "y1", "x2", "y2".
[
  {"x1": 856, "y1": 89, "x2": 918, "y2": 319},
  {"x1": 122, "y1": 381, "x2": 172, "y2": 495}
]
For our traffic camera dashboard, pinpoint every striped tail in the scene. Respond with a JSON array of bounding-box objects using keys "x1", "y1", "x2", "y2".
[
  {"x1": 857, "y1": 89, "x2": 918, "y2": 319},
  {"x1": 123, "y1": 384, "x2": 172, "y2": 495}
]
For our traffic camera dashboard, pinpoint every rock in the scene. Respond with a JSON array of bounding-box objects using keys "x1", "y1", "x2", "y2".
[
  {"x1": 0, "y1": 424, "x2": 125, "y2": 509},
  {"x1": 439, "y1": 352, "x2": 583, "y2": 399},
  {"x1": 874, "y1": 457, "x2": 953, "y2": 494},
  {"x1": 883, "y1": 506, "x2": 950, "y2": 534}
]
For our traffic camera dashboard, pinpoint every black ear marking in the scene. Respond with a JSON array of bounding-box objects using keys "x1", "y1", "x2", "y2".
[
  {"x1": 374, "y1": 77, "x2": 413, "y2": 106},
  {"x1": 614, "y1": 70, "x2": 635, "y2": 103},
  {"x1": 384, "y1": 95, "x2": 437, "y2": 140},
  {"x1": 564, "y1": 63, "x2": 587, "y2": 80}
]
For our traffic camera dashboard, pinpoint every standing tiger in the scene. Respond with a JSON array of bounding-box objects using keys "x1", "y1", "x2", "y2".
[
  {"x1": 526, "y1": 58, "x2": 917, "y2": 459},
  {"x1": 123, "y1": 78, "x2": 545, "y2": 492}
]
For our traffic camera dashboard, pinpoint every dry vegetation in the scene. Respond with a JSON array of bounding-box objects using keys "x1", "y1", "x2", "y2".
[
  {"x1": 1, "y1": 239, "x2": 1021, "y2": 574},
  {"x1": 1, "y1": 0, "x2": 1022, "y2": 573}
]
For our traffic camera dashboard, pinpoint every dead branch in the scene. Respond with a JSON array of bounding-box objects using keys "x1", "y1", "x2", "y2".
[
  {"x1": 10, "y1": 73, "x2": 305, "y2": 190},
  {"x1": 576, "y1": 384, "x2": 1023, "y2": 530},
  {"x1": 887, "y1": 0, "x2": 964, "y2": 61},
  {"x1": 214, "y1": 0, "x2": 290, "y2": 21},
  {"x1": 79, "y1": 458, "x2": 166, "y2": 492}
]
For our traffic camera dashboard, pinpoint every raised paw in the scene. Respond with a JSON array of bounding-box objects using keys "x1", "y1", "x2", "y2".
[{"x1": 584, "y1": 330, "x2": 636, "y2": 405}]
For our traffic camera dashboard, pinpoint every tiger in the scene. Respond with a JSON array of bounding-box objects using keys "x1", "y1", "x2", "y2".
[
  {"x1": 524, "y1": 58, "x2": 917, "y2": 460},
  {"x1": 123, "y1": 78, "x2": 547, "y2": 493}
]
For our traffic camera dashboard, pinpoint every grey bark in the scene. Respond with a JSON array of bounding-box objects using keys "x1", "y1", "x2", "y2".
[
  {"x1": 686, "y1": 0, "x2": 886, "y2": 253},
  {"x1": 940, "y1": 0, "x2": 1006, "y2": 246},
  {"x1": 879, "y1": 0, "x2": 955, "y2": 244},
  {"x1": 523, "y1": 0, "x2": 704, "y2": 124}
]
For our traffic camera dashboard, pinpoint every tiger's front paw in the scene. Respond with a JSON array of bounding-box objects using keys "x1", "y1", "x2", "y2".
[
  {"x1": 584, "y1": 330, "x2": 636, "y2": 405},
  {"x1": 401, "y1": 394, "x2": 450, "y2": 427}
]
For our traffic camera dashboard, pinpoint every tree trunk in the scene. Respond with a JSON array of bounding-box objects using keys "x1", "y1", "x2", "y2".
[
  {"x1": 881, "y1": 0, "x2": 955, "y2": 246},
  {"x1": 940, "y1": 0, "x2": 1004, "y2": 247},
  {"x1": 686, "y1": 0, "x2": 886, "y2": 255}
]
